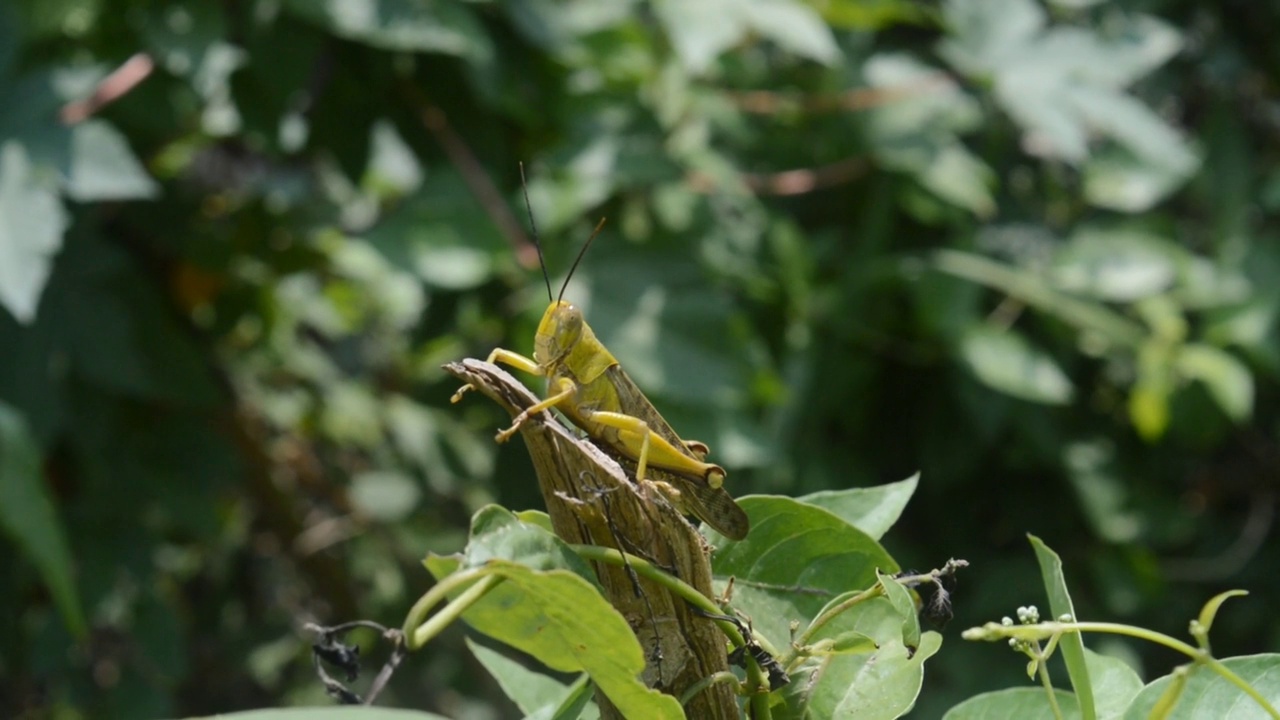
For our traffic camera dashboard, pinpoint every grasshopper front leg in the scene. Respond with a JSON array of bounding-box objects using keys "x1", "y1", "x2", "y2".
[
  {"x1": 587, "y1": 410, "x2": 726, "y2": 487},
  {"x1": 452, "y1": 349, "x2": 571, "y2": 442},
  {"x1": 495, "y1": 377, "x2": 576, "y2": 443},
  {"x1": 451, "y1": 348, "x2": 544, "y2": 404}
]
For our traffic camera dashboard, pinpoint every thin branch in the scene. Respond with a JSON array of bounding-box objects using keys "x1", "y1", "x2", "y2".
[
  {"x1": 61, "y1": 53, "x2": 155, "y2": 124},
  {"x1": 401, "y1": 84, "x2": 538, "y2": 269}
]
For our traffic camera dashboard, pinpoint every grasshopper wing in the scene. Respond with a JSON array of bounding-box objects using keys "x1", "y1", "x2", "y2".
[{"x1": 658, "y1": 468, "x2": 750, "y2": 540}]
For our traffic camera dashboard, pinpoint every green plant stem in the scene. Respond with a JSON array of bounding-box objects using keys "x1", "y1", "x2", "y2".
[
  {"x1": 568, "y1": 544, "x2": 747, "y2": 647},
  {"x1": 933, "y1": 249, "x2": 1148, "y2": 347},
  {"x1": 746, "y1": 664, "x2": 774, "y2": 720},
  {"x1": 401, "y1": 569, "x2": 503, "y2": 650},
  {"x1": 680, "y1": 671, "x2": 742, "y2": 705},
  {"x1": 968, "y1": 620, "x2": 1280, "y2": 719},
  {"x1": 1035, "y1": 649, "x2": 1065, "y2": 720},
  {"x1": 794, "y1": 585, "x2": 883, "y2": 648},
  {"x1": 570, "y1": 543, "x2": 777, "y2": 712}
]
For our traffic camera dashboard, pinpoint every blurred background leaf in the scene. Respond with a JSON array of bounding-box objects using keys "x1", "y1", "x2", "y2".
[{"x1": 1, "y1": 0, "x2": 1278, "y2": 718}]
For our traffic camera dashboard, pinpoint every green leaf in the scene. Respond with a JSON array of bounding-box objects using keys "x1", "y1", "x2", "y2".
[
  {"x1": 364, "y1": 172, "x2": 508, "y2": 291},
  {"x1": 348, "y1": 470, "x2": 421, "y2": 522},
  {"x1": 184, "y1": 709, "x2": 452, "y2": 720},
  {"x1": 64, "y1": 120, "x2": 160, "y2": 200},
  {"x1": 467, "y1": 638, "x2": 599, "y2": 720},
  {"x1": 1196, "y1": 590, "x2": 1249, "y2": 638},
  {"x1": 652, "y1": 0, "x2": 750, "y2": 75},
  {"x1": 458, "y1": 506, "x2": 600, "y2": 580},
  {"x1": 1028, "y1": 535, "x2": 1096, "y2": 720},
  {"x1": 878, "y1": 569, "x2": 921, "y2": 651},
  {"x1": 708, "y1": 496, "x2": 898, "y2": 650},
  {"x1": 941, "y1": 0, "x2": 1196, "y2": 184},
  {"x1": 959, "y1": 325, "x2": 1074, "y2": 405},
  {"x1": 1084, "y1": 648, "x2": 1143, "y2": 720},
  {"x1": 425, "y1": 508, "x2": 682, "y2": 719},
  {"x1": 1174, "y1": 344, "x2": 1254, "y2": 422},
  {"x1": 429, "y1": 561, "x2": 682, "y2": 719},
  {"x1": 795, "y1": 473, "x2": 919, "y2": 540},
  {"x1": 282, "y1": 0, "x2": 492, "y2": 63},
  {"x1": 943, "y1": 687, "x2": 1079, "y2": 719},
  {"x1": 0, "y1": 141, "x2": 66, "y2": 323},
  {"x1": 0, "y1": 401, "x2": 85, "y2": 637},
  {"x1": 653, "y1": 0, "x2": 838, "y2": 75},
  {"x1": 864, "y1": 53, "x2": 995, "y2": 217},
  {"x1": 1084, "y1": 147, "x2": 1197, "y2": 213},
  {"x1": 1053, "y1": 228, "x2": 1179, "y2": 302},
  {"x1": 1122, "y1": 654, "x2": 1280, "y2": 719},
  {"x1": 932, "y1": 249, "x2": 1147, "y2": 349},
  {"x1": 783, "y1": 615, "x2": 942, "y2": 719},
  {"x1": 740, "y1": 0, "x2": 841, "y2": 66}
]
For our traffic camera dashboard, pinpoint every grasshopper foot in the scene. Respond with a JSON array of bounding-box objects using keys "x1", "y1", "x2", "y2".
[
  {"x1": 706, "y1": 465, "x2": 726, "y2": 490},
  {"x1": 494, "y1": 412, "x2": 528, "y2": 443},
  {"x1": 450, "y1": 384, "x2": 474, "y2": 404}
]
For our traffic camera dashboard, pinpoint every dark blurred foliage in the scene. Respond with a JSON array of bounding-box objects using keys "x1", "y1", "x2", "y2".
[{"x1": 0, "y1": 0, "x2": 1277, "y2": 717}]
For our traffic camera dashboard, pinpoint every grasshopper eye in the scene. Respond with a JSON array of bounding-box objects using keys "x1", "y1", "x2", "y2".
[{"x1": 557, "y1": 304, "x2": 584, "y2": 344}]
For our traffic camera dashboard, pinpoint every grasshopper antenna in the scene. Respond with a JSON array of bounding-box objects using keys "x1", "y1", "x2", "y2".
[
  {"x1": 559, "y1": 217, "x2": 606, "y2": 304},
  {"x1": 519, "y1": 162, "x2": 554, "y2": 303}
]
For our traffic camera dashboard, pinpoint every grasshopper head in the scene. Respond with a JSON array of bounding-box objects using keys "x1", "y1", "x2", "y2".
[{"x1": 533, "y1": 300, "x2": 584, "y2": 366}]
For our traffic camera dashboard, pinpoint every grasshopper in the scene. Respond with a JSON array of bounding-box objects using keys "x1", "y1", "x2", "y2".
[{"x1": 452, "y1": 170, "x2": 749, "y2": 540}]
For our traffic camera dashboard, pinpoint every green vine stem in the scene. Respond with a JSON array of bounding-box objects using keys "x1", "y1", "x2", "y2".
[
  {"x1": 570, "y1": 543, "x2": 777, "y2": 718},
  {"x1": 401, "y1": 569, "x2": 504, "y2": 650},
  {"x1": 963, "y1": 620, "x2": 1280, "y2": 719},
  {"x1": 795, "y1": 585, "x2": 883, "y2": 649}
]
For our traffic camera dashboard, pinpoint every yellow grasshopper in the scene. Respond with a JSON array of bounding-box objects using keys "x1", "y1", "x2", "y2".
[{"x1": 452, "y1": 175, "x2": 749, "y2": 540}]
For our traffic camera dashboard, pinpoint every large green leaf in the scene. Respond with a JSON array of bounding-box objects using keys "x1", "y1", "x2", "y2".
[
  {"x1": 708, "y1": 495, "x2": 898, "y2": 650},
  {"x1": 652, "y1": 0, "x2": 838, "y2": 75},
  {"x1": 939, "y1": 0, "x2": 1198, "y2": 200},
  {"x1": 780, "y1": 594, "x2": 941, "y2": 720},
  {"x1": 795, "y1": 474, "x2": 919, "y2": 540},
  {"x1": 943, "y1": 687, "x2": 1080, "y2": 719},
  {"x1": 1122, "y1": 654, "x2": 1280, "y2": 719},
  {"x1": 65, "y1": 119, "x2": 159, "y2": 201},
  {"x1": 1086, "y1": 650, "x2": 1143, "y2": 719},
  {"x1": 0, "y1": 401, "x2": 84, "y2": 636},
  {"x1": 864, "y1": 53, "x2": 995, "y2": 217},
  {"x1": 467, "y1": 639, "x2": 599, "y2": 720},
  {"x1": 942, "y1": 649, "x2": 1139, "y2": 719},
  {"x1": 423, "y1": 508, "x2": 682, "y2": 720},
  {"x1": 282, "y1": 0, "x2": 492, "y2": 62}
]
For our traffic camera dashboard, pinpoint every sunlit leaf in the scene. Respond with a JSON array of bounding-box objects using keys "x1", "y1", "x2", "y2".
[
  {"x1": 942, "y1": 687, "x2": 1079, "y2": 719},
  {"x1": 425, "y1": 508, "x2": 682, "y2": 719},
  {"x1": 709, "y1": 495, "x2": 898, "y2": 649},
  {"x1": 1175, "y1": 344, "x2": 1254, "y2": 422},
  {"x1": 959, "y1": 325, "x2": 1074, "y2": 405},
  {"x1": 1122, "y1": 654, "x2": 1280, "y2": 719},
  {"x1": 467, "y1": 639, "x2": 599, "y2": 720},
  {"x1": 796, "y1": 474, "x2": 919, "y2": 540},
  {"x1": 0, "y1": 142, "x2": 65, "y2": 323},
  {"x1": 282, "y1": 0, "x2": 492, "y2": 61},
  {"x1": 64, "y1": 120, "x2": 159, "y2": 201}
]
